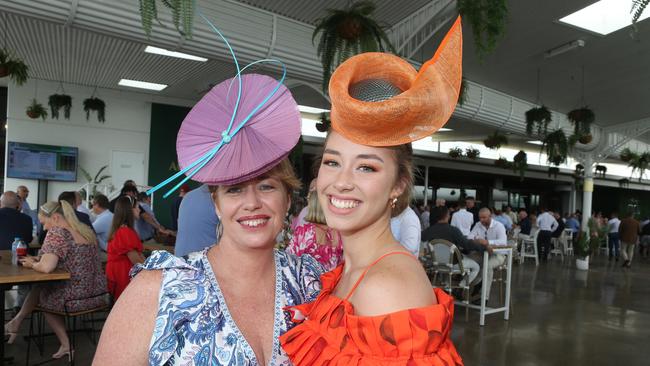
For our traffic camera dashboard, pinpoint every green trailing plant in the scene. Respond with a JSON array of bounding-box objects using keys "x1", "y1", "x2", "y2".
[
  {"x1": 83, "y1": 97, "x2": 106, "y2": 122},
  {"x1": 525, "y1": 105, "x2": 551, "y2": 136},
  {"x1": 574, "y1": 231, "x2": 591, "y2": 258},
  {"x1": 139, "y1": 0, "x2": 196, "y2": 38},
  {"x1": 494, "y1": 157, "x2": 511, "y2": 169},
  {"x1": 575, "y1": 163, "x2": 584, "y2": 175},
  {"x1": 483, "y1": 130, "x2": 508, "y2": 149},
  {"x1": 78, "y1": 165, "x2": 111, "y2": 201},
  {"x1": 465, "y1": 147, "x2": 480, "y2": 159},
  {"x1": 315, "y1": 112, "x2": 331, "y2": 132},
  {"x1": 620, "y1": 148, "x2": 634, "y2": 162},
  {"x1": 632, "y1": 1, "x2": 649, "y2": 24},
  {"x1": 457, "y1": 0, "x2": 508, "y2": 60},
  {"x1": 448, "y1": 147, "x2": 463, "y2": 159},
  {"x1": 312, "y1": 0, "x2": 395, "y2": 91},
  {"x1": 48, "y1": 94, "x2": 72, "y2": 119},
  {"x1": 542, "y1": 129, "x2": 569, "y2": 166},
  {"x1": 0, "y1": 48, "x2": 29, "y2": 85},
  {"x1": 627, "y1": 151, "x2": 650, "y2": 182},
  {"x1": 26, "y1": 99, "x2": 47, "y2": 120},
  {"x1": 568, "y1": 107, "x2": 595, "y2": 143},
  {"x1": 618, "y1": 178, "x2": 630, "y2": 188},
  {"x1": 548, "y1": 167, "x2": 560, "y2": 178},
  {"x1": 513, "y1": 150, "x2": 527, "y2": 181}
]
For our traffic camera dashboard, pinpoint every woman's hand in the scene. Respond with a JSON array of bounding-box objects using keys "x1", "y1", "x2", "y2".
[{"x1": 19, "y1": 255, "x2": 38, "y2": 269}]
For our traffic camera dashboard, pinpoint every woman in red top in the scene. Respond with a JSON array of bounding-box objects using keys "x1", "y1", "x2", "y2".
[
  {"x1": 106, "y1": 195, "x2": 144, "y2": 300},
  {"x1": 280, "y1": 17, "x2": 464, "y2": 366}
]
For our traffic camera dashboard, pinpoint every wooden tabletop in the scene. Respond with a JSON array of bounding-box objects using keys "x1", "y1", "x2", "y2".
[{"x1": 0, "y1": 250, "x2": 70, "y2": 286}]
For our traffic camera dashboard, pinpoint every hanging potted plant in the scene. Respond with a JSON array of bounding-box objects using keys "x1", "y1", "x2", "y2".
[
  {"x1": 494, "y1": 157, "x2": 511, "y2": 169},
  {"x1": 525, "y1": 105, "x2": 551, "y2": 136},
  {"x1": 618, "y1": 178, "x2": 630, "y2": 188},
  {"x1": 83, "y1": 97, "x2": 106, "y2": 122},
  {"x1": 620, "y1": 148, "x2": 634, "y2": 162},
  {"x1": 483, "y1": 131, "x2": 508, "y2": 149},
  {"x1": 25, "y1": 99, "x2": 47, "y2": 120},
  {"x1": 48, "y1": 94, "x2": 72, "y2": 119},
  {"x1": 465, "y1": 147, "x2": 480, "y2": 159},
  {"x1": 542, "y1": 129, "x2": 569, "y2": 166},
  {"x1": 315, "y1": 112, "x2": 330, "y2": 132},
  {"x1": 457, "y1": 0, "x2": 508, "y2": 60},
  {"x1": 628, "y1": 151, "x2": 650, "y2": 182},
  {"x1": 548, "y1": 167, "x2": 560, "y2": 178},
  {"x1": 312, "y1": 0, "x2": 395, "y2": 91},
  {"x1": 513, "y1": 150, "x2": 527, "y2": 181},
  {"x1": 595, "y1": 165, "x2": 607, "y2": 177},
  {"x1": 568, "y1": 106, "x2": 595, "y2": 144},
  {"x1": 0, "y1": 48, "x2": 29, "y2": 85},
  {"x1": 448, "y1": 147, "x2": 463, "y2": 159},
  {"x1": 139, "y1": 0, "x2": 196, "y2": 38}
]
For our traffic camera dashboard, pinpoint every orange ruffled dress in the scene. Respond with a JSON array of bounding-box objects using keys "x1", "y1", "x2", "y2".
[{"x1": 280, "y1": 252, "x2": 463, "y2": 366}]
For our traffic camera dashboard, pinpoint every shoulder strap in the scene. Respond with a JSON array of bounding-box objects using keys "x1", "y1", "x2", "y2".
[{"x1": 344, "y1": 251, "x2": 416, "y2": 301}]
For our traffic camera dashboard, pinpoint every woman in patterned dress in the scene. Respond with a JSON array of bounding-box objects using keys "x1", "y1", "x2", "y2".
[
  {"x1": 286, "y1": 185, "x2": 343, "y2": 271},
  {"x1": 5, "y1": 200, "x2": 107, "y2": 360}
]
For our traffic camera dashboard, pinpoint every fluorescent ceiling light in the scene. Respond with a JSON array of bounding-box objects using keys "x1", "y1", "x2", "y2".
[
  {"x1": 544, "y1": 39, "x2": 585, "y2": 58},
  {"x1": 298, "y1": 105, "x2": 330, "y2": 114},
  {"x1": 438, "y1": 128, "x2": 453, "y2": 132},
  {"x1": 527, "y1": 140, "x2": 543, "y2": 146},
  {"x1": 118, "y1": 79, "x2": 168, "y2": 91},
  {"x1": 559, "y1": 0, "x2": 650, "y2": 35},
  {"x1": 144, "y1": 46, "x2": 208, "y2": 62}
]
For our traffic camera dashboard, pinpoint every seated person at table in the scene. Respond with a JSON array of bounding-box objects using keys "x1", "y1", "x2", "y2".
[
  {"x1": 0, "y1": 191, "x2": 33, "y2": 250},
  {"x1": 58, "y1": 191, "x2": 94, "y2": 229},
  {"x1": 468, "y1": 208, "x2": 507, "y2": 304},
  {"x1": 91, "y1": 194, "x2": 113, "y2": 253},
  {"x1": 517, "y1": 209, "x2": 532, "y2": 236},
  {"x1": 422, "y1": 206, "x2": 492, "y2": 288},
  {"x1": 552, "y1": 211, "x2": 566, "y2": 238},
  {"x1": 5, "y1": 200, "x2": 107, "y2": 360},
  {"x1": 110, "y1": 185, "x2": 172, "y2": 238},
  {"x1": 106, "y1": 196, "x2": 144, "y2": 300}
]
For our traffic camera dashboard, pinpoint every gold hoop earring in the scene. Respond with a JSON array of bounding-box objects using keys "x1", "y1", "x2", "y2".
[{"x1": 390, "y1": 198, "x2": 398, "y2": 209}]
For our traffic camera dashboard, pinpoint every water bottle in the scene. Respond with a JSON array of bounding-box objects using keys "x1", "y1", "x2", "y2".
[
  {"x1": 11, "y1": 237, "x2": 20, "y2": 265},
  {"x1": 17, "y1": 239, "x2": 28, "y2": 261}
]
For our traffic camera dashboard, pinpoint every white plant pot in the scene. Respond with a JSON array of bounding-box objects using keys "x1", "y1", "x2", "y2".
[{"x1": 576, "y1": 256, "x2": 589, "y2": 271}]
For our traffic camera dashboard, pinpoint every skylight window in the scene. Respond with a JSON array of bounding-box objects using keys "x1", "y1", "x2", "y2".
[
  {"x1": 118, "y1": 79, "x2": 168, "y2": 91},
  {"x1": 559, "y1": 0, "x2": 650, "y2": 35},
  {"x1": 144, "y1": 46, "x2": 208, "y2": 62}
]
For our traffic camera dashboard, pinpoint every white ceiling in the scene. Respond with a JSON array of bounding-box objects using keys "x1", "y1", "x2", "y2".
[{"x1": 1, "y1": 0, "x2": 649, "y2": 143}]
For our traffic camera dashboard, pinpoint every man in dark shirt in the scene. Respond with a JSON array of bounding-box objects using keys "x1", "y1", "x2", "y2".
[
  {"x1": 0, "y1": 191, "x2": 33, "y2": 250},
  {"x1": 518, "y1": 209, "x2": 532, "y2": 235},
  {"x1": 422, "y1": 206, "x2": 491, "y2": 290},
  {"x1": 58, "y1": 191, "x2": 94, "y2": 229},
  {"x1": 552, "y1": 211, "x2": 566, "y2": 238}
]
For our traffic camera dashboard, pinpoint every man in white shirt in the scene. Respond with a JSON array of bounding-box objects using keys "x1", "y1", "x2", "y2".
[
  {"x1": 91, "y1": 194, "x2": 114, "y2": 254},
  {"x1": 451, "y1": 202, "x2": 474, "y2": 237},
  {"x1": 468, "y1": 208, "x2": 507, "y2": 303},
  {"x1": 390, "y1": 206, "x2": 422, "y2": 257},
  {"x1": 420, "y1": 205, "x2": 430, "y2": 230},
  {"x1": 607, "y1": 212, "x2": 621, "y2": 261},
  {"x1": 75, "y1": 191, "x2": 92, "y2": 217},
  {"x1": 536, "y1": 208, "x2": 558, "y2": 262}
]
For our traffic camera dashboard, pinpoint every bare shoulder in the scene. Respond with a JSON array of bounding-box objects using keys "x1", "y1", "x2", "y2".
[
  {"x1": 93, "y1": 270, "x2": 162, "y2": 365},
  {"x1": 350, "y1": 254, "x2": 435, "y2": 317}
]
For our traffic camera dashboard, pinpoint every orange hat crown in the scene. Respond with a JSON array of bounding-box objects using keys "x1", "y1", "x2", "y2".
[{"x1": 328, "y1": 16, "x2": 462, "y2": 147}]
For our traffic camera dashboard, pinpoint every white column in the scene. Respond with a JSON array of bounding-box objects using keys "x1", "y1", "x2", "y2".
[{"x1": 581, "y1": 156, "x2": 594, "y2": 234}]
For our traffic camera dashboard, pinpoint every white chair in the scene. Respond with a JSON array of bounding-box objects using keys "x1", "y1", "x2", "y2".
[
  {"x1": 550, "y1": 232, "x2": 566, "y2": 262},
  {"x1": 520, "y1": 230, "x2": 539, "y2": 266},
  {"x1": 563, "y1": 229, "x2": 574, "y2": 256},
  {"x1": 426, "y1": 239, "x2": 471, "y2": 319}
]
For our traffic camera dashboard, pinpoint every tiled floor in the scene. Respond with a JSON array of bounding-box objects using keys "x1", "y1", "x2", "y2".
[{"x1": 4, "y1": 253, "x2": 650, "y2": 365}]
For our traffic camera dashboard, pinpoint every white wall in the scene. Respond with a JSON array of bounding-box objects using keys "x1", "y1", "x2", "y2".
[{"x1": 3, "y1": 79, "x2": 194, "y2": 207}]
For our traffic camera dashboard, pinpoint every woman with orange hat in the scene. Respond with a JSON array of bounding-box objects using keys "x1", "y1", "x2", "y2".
[{"x1": 280, "y1": 17, "x2": 464, "y2": 366}]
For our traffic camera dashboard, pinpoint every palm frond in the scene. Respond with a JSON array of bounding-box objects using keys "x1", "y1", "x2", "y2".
[{"x1": 632, "y1": 0, "x2": 650, "y2": 23}]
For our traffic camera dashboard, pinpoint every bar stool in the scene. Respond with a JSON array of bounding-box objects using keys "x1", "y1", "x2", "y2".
[{"x1": 520, "y1": 230, "x2": 539, "y2": 266}]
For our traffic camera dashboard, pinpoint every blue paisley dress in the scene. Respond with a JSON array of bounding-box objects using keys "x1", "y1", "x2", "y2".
[{"x1": 132, "y1": 248, "x2": 323, "y2": 366}]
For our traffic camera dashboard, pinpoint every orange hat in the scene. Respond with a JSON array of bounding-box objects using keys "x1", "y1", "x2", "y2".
[{"x1": 328, "y1": 16, "x2": 462, "y2": 147}]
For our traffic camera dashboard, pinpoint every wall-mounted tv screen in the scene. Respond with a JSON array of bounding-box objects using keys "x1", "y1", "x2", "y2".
[{"x1": 7, "y1": 142, "x2": 78, "y2": 182}]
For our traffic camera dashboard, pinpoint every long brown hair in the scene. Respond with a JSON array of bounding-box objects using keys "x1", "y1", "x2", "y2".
[{"x1": 108, "y1": 196, "x2": 136, "y2": 241}]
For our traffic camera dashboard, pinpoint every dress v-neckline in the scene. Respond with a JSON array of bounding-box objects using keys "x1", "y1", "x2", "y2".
[{"x1": 202, "y1": 250, "x2": 283, "y2": 366}]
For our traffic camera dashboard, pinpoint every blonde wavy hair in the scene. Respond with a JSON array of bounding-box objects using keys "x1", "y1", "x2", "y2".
[{"x1": 40, "y1": 200, "x2": 97, "y2": 245}]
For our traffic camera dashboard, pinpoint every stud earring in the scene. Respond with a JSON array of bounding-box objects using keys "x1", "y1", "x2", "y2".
[{"x1": 390, "y1": 197, "x2": 397, "y2": 209}]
